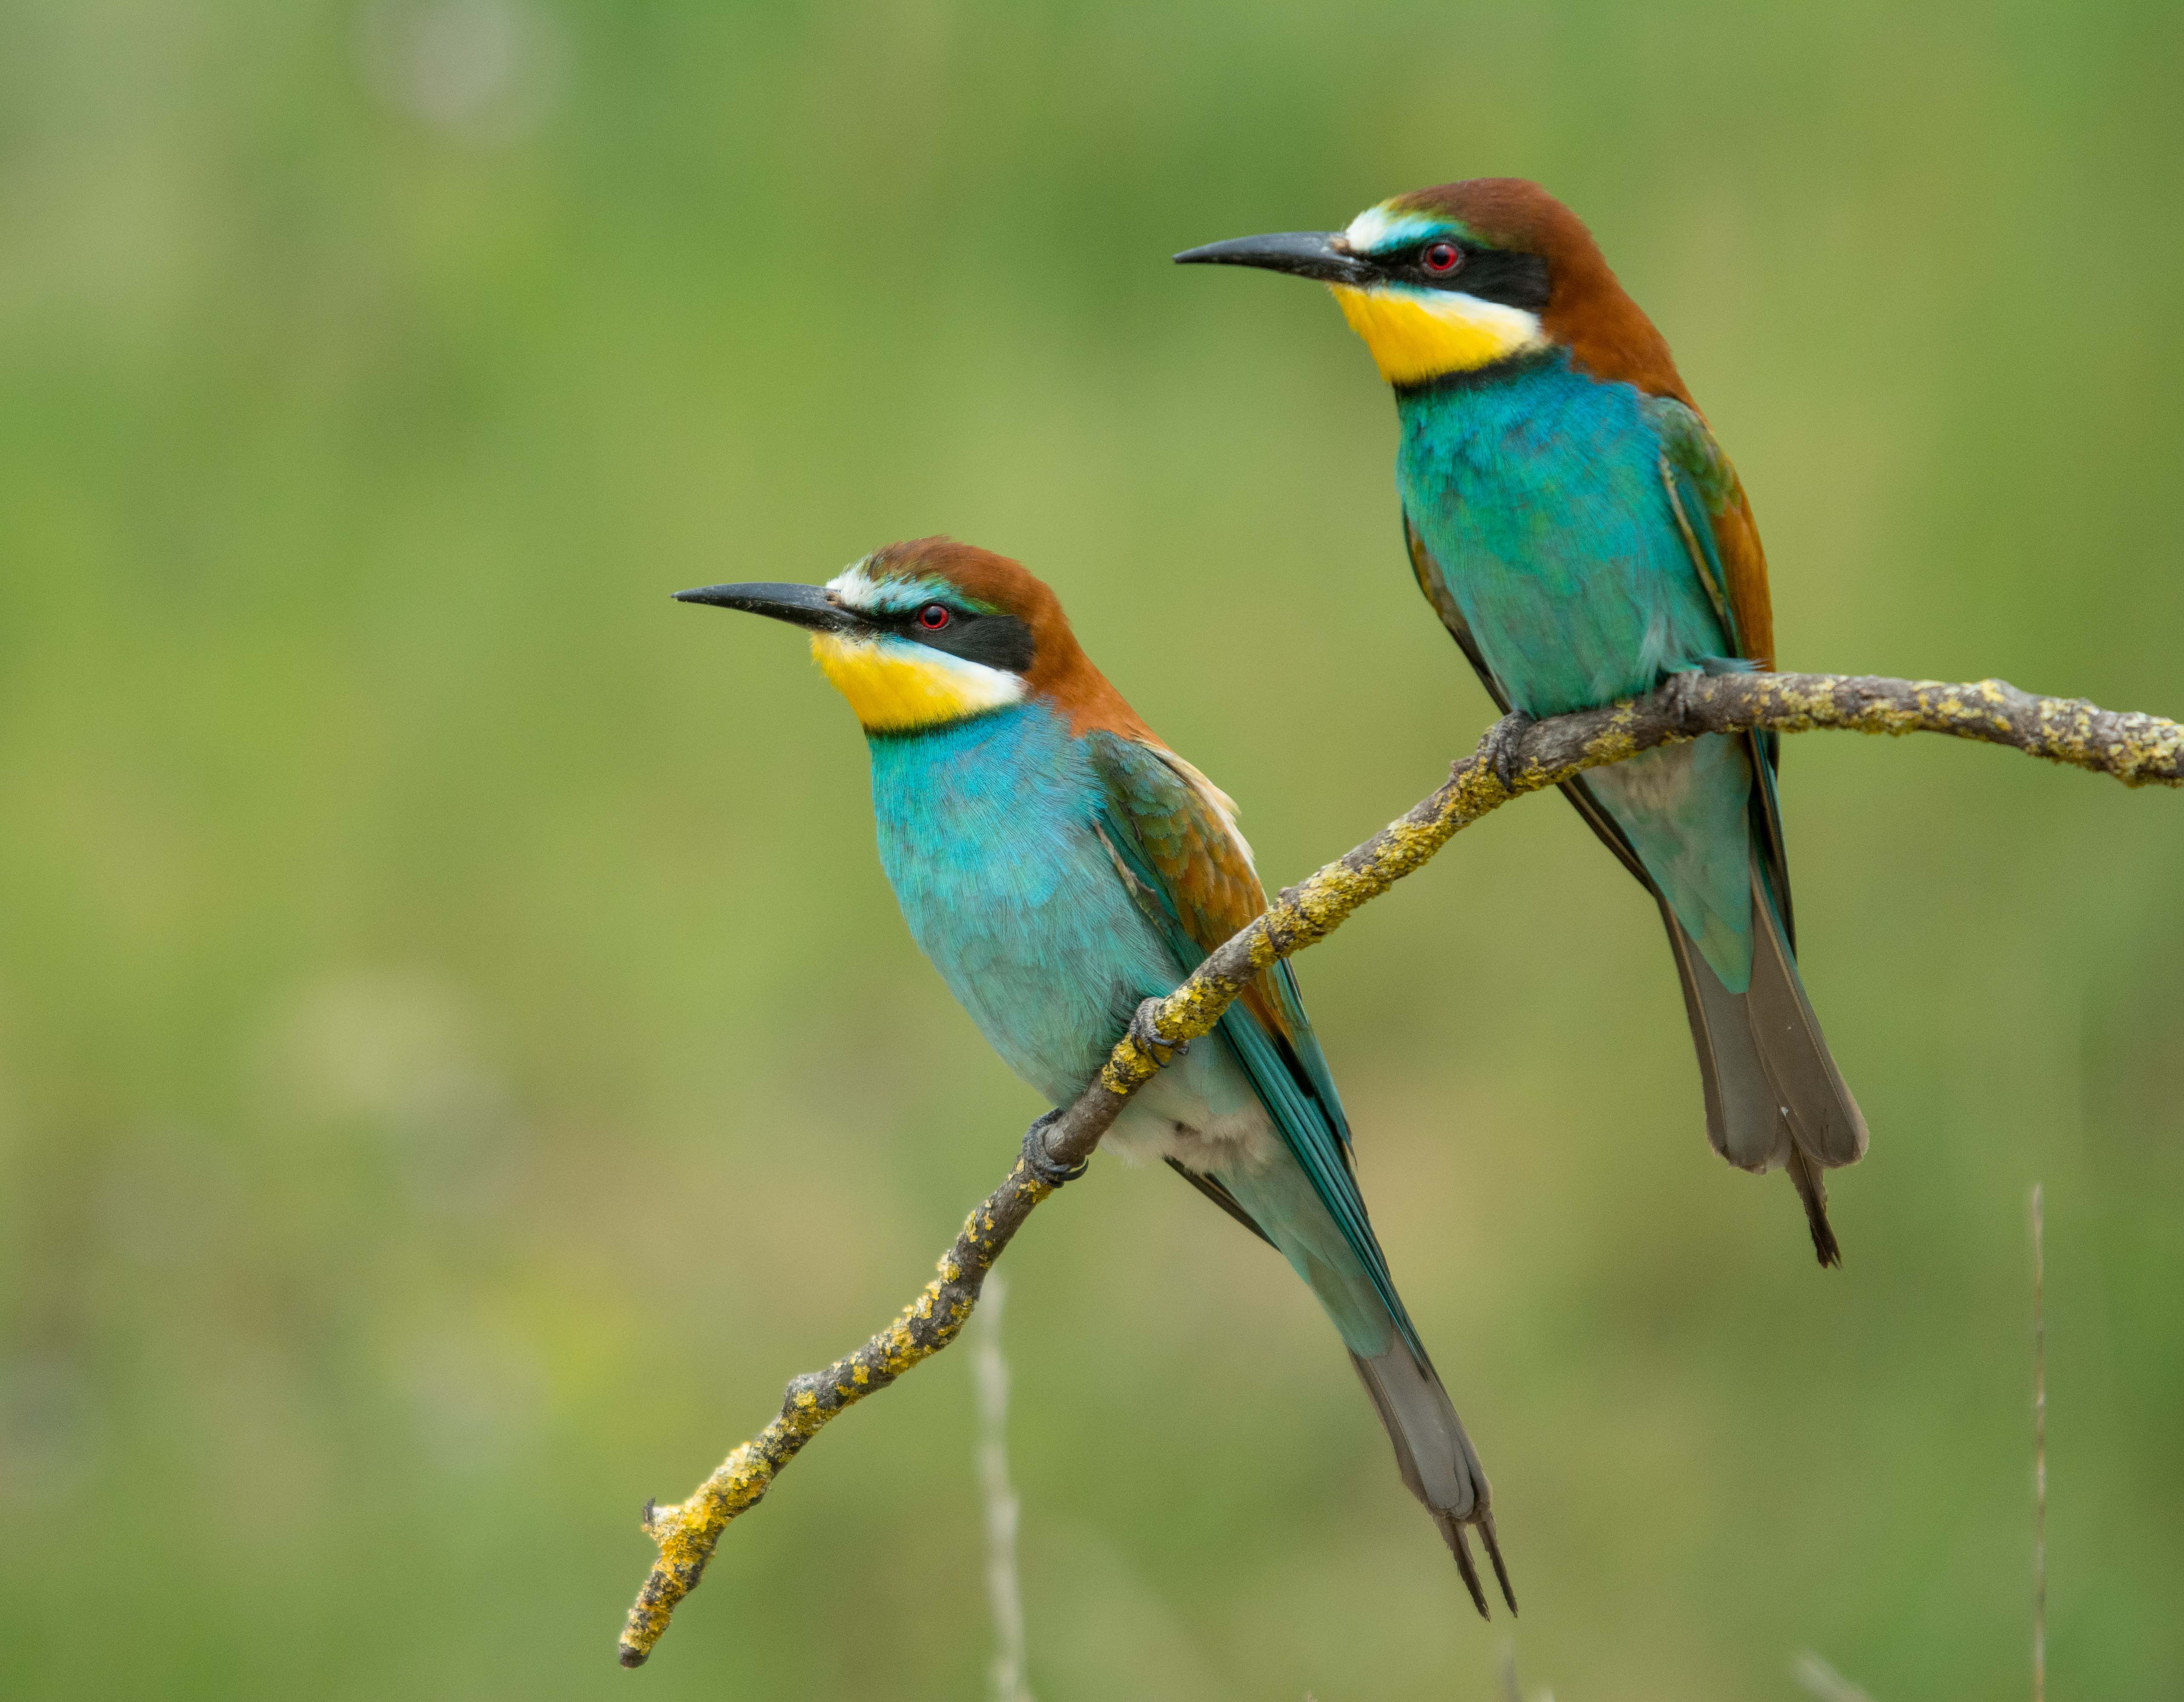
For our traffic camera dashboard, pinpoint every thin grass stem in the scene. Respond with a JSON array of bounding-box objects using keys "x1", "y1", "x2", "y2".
[
  {"x1": 976, "y1": 1273, "x2": 1033, "y2": 1702},
  {"x1": 2031, "y1": 1184, "x2": 2046, "y2": 1702}
]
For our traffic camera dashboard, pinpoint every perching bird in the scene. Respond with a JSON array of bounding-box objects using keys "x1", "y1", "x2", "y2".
[
  {"x1": 1177, "y1": 180, "x2": 1867, "y2": 1265},
  {"x1": 677, "y1": 537, "x2": 1513, "y2": 1614}
]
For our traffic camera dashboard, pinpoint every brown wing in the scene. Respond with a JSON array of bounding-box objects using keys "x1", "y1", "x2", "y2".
[{"x1": 1714, "y1": 485, "x2": 1775, "y2": 670}]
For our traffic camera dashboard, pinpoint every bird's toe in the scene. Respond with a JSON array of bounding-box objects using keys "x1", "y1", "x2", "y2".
[
  {"x1": 1481, "y1": 709, "x2": 1538, "y2": 793},
  {"x1": 1127, "y1": 997, "x2": 1190, "y2": 1065},
  {"x1": 1018, "y1": 1108, "x2": 1086, "y2": 1187}
]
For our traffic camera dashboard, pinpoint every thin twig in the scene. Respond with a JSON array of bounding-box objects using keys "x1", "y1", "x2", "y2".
[
  {"x1": 617, "y1": 669, "x2": 2180, "y2": 1665},
  {"x1": 976, "y1": 1274, "x2": 1033, "y2": 1702},
  {"x1": 2031, "y1": 1184, "x2": 2046, "y2": 1702}
]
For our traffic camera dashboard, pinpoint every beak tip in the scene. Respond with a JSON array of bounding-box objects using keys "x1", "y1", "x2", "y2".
[{"x1": 667, "y1": 580, "x2": 850, "y2": 633}]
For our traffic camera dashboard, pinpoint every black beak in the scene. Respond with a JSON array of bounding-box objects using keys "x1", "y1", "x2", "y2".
[
  {"x1": 672, "y1": 581, "x2": 870, "y2": 635},
  {"x1": 1172, "y1": 231, "x2": 1377, "y2": 287}
]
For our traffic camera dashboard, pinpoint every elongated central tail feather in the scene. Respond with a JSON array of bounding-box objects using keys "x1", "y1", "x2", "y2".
[
  {"x1": 1214, "y1": 1151, "x2": 1514, "y2": 1615},
  {"x1": 1350, "y1": 1347, "x2": 1514, "y2": 1616}
]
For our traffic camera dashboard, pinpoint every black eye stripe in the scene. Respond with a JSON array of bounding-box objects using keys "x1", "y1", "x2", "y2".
[
  {"x1": 1389, "y1": 242, "x2": 1551, "y2": 313},
  {"x1": 896, "y1": 605, "x2": 1037, "y2": 675}
]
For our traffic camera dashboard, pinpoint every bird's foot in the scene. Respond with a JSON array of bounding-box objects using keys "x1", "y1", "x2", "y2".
[
  {"x1": 1019, "y1": 1109, "x2": 1087, "y2": 1188},
  {"x1": 1478, "y1": 709, "x2": 1538, "y2": 794},
  {"x1": 1128, "y1": 997, "x2": 1190, "y2": 1067}
]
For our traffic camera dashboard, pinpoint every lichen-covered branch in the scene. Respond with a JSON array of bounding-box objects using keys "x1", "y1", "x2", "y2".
[{"x1": 618, "y1": 669, "x2": 2178, "y2": 1668}]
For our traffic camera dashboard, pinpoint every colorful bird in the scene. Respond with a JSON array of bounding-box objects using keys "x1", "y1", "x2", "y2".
[
  {"x1": 677, "y1": 537, "x2": 1513, "y2": 1613},
  {"x1": 1177, "y1": 180, "x2": 1867, "y2": 1264}
]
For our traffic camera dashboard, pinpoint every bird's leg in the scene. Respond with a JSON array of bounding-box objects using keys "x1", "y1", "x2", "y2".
[
  {"x1": 1127, "y1": 996, "x2": 1191, "y2": 1066},
  {"x1": 1478, "y1": 708, "x2": 1538, "y2": 793},
  {"x1": 1018, "y1": 1108, "x2": 1087, "y2": 1187}
]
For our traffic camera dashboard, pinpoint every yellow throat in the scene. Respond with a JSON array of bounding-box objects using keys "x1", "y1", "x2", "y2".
[
  {"x1": 811, "y1": 632, "x2": 1026, "y2": 732},
  {"x1": 1329, "y1": 283, "x2": 1546, "y2": 386}
]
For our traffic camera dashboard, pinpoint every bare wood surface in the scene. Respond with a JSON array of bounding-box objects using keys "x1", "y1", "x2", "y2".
[{"x1": 618, "y1": 669, "x2": 2179, "y2": 1667}]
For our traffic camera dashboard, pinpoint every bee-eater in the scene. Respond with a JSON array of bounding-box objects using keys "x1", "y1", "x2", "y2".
[
  {"x1": 677, "y1": 537, "x2": 1513, "y2": 1613},
  {"x1": 1177, "y1": 180, "x2": 1866, "y2": 1265}
]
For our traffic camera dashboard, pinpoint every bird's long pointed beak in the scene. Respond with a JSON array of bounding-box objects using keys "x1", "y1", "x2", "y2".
[
  {"x1": 1172, "y1": 231, "x2": 1375, "y2": 286},
  {"x1": 672, "y1": 581, "x2": 868, "y2": 635}
]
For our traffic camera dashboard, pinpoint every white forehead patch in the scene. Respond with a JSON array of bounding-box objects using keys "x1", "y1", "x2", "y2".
[
  {"x1": 825, "y1": 560, "x2": 963, "y2": 618},
  {"x1": 1343, "y1": 203, "x2": 1454, "y2": 257},
  {"x1": 825, "y1": 562, "x2": 886, "y2": 612}
]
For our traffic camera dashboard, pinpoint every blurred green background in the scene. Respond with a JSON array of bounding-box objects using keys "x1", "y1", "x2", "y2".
[{"x1": 2, "y1": 1, "x2": 2180, "y2": 1696}]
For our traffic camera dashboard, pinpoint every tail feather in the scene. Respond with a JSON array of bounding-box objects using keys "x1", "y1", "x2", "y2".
[
  {"x1": 1785, "y1": 1146, "x2": 1842, "y2": 1268},
  {"x1": 1661, "y1": 863, "x2": 1868, "y2": 1265},
  {"x1": 1745, "y1": 871, "x2": 1868, "y2": 1168},
  {"x1": 1349, "y1": 1347, "x2": 1514, "y2": 1617},
  {"x1": 1663, "y1": 898, "x2": 1783, "y2": 1171},
  {"x1": 1211, "y1": 1148, "x2": 1514, "y2": 1615}
]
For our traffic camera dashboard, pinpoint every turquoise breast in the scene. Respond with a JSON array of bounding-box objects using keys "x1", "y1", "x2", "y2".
[
  {"x1": 866, "y1": 703, "x2": 1181, "y2": 1105},
  {"x1": 1395, "y1": 350, "x2": 1729, "y2": 717}
]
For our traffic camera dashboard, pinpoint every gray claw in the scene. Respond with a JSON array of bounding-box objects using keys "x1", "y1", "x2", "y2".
[
  {"x1": 1481, "y1": 709, "x2": 1538, "y2": 792},
  {"x1": 1019, "y1": 1108, "x2": 1086, "y2": 1187},
  {"x1": 1128, "y1": 997, "x2": 1189, "y2": 1065}
]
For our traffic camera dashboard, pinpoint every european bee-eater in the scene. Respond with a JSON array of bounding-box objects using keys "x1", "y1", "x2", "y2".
[
  {"x1": 1177, "y1": 180, "x2": 1866, "y2": 1265},
  {"x1": 677, "y1": 537, "x2": 1513, "y2": 1613}
]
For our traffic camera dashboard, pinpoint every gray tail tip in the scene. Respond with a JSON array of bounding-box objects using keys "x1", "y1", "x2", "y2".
[
  {"x1": 1443, "y1": 1515, "x2": 1517, "y2": 1619},
  {"x1": 1788, "y1": 1148, "x2": 1844, "y2": 1268},
  {"x1": 1482, "y1": 1516, "x2": 1518, "y2": 1615}
]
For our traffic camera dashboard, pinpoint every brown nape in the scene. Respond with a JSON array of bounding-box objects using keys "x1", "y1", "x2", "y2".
[
  {"x1": 861, "y1": 537, "x2": 1159, "y2": 741},
  {"x1": 1387, "y1": 178, "x2": 1694, "y2": 406}
]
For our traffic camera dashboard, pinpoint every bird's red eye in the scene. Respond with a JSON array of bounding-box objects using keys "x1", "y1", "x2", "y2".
[
  {"x1": 1421, "y1": 242, "x2": 1462, "y2": 275},
  {"x1": 917, "y1": 603, "x2": 952, "y2": 631}
]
